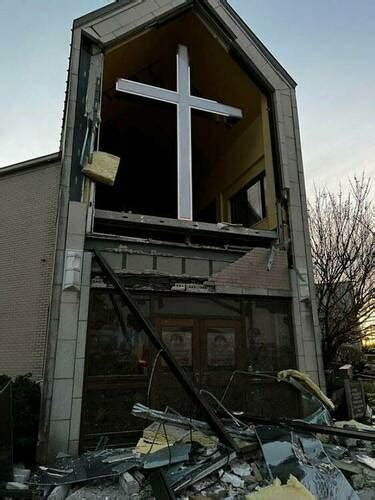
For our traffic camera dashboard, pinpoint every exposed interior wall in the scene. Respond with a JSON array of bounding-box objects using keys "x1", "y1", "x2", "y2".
[
  {"x1": 0, "y1": 162, "x2": 60, "y2": 379},
  {"x1": 96, "y1": 12, "x2": 277, "y2": 229}
]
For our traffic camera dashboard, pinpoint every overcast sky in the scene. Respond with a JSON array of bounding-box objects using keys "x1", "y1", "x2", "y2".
[{"x1": 0, "y1": 0, "x2": 374, "y2": 196}]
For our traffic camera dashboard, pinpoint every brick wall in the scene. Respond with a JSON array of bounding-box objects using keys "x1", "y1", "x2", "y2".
[
  {"x1": 208, "y1": 248, "x2": 290, "y2": 290},
  {"x1": 0, "y1": 163, "x2": 60, "y2": 379}
]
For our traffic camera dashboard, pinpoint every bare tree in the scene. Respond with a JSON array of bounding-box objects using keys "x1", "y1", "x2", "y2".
[{"x1": 308, "y1": 174, "x2": 374, "y2": 365}]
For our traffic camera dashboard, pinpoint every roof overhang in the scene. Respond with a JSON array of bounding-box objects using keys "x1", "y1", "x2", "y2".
[
  {"x1": 0, "y1": 152, "x2": 61, "y2": 178},
  {"x1": 72, "y1": 0, "x2": 296, "y2": 91}
]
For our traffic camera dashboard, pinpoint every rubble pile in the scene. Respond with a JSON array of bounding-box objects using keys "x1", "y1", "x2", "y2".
[
  {"x1": 15, "y1": 402, "x2": 374, "y2": 499},
  {"x1": 5, "y1": 370, "x2": 375, "y2": 499},
  {"x1": 324, "y1": 421, "x2": 375, "y2": 495},
  {"x1": 26, "y1": 405, "x2": 268, "y2": 499}
]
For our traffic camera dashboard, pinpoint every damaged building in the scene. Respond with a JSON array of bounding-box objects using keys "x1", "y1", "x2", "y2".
[{"x1": 0, "y1": 0, "x2": 325, "y2": 461}]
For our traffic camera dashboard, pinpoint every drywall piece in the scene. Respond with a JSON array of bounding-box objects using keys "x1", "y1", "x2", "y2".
[{"x1": 82, "y1": 151, "x2": 120, "y2": 186}]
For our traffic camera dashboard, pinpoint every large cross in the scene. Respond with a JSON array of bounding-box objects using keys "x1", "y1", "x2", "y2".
[{"x1": 116, "y1": 45, "x2": 243, "y2": 221}]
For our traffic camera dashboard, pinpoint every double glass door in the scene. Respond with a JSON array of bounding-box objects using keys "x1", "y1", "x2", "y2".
[{"x1": 153, "y1": 317, "x2": 242, "y2": 414}]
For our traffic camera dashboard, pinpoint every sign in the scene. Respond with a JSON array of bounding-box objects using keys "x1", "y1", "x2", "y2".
[
  {"x1": 207, "y1": 328, "x2": 235, "y2": 367},
  {"x1": 344, "y1": 379, "x2": 366, "y2": 420},
  {"x1": 162, "y1": 329, "x2": 192, "y2": 367}
]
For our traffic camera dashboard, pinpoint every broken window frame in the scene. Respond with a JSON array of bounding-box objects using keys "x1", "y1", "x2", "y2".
[
  {"x1": 85, "y1": 23, "x2": 280, "y2": 233},
  {"x1": 230, "y1": 171, "x2": 267, "y2": 227}
]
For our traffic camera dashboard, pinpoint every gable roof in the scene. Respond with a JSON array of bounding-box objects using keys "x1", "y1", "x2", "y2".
[
  {"x1": 73, "y1": 0, "x2": 133, "y2": 29},
  {"x1": 73, "y1": 0, "x2": 296, "y2": 88}
]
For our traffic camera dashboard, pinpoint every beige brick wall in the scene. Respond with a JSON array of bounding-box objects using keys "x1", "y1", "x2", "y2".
[
  {"x1": 208, "y1": 248, "x2": 290, "y2": 290},
  {"x1": 0, "y1": 163, "x2": 60, "y2": 379}
]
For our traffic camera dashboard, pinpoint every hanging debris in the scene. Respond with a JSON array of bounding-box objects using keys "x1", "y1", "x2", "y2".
[{"x1": 82, "y1": 151, "x2": 120, "y2": 186}]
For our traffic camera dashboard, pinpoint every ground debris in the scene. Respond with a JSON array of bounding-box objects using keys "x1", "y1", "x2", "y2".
[
  {"x1": 66, "y1": 481, "x2": 126, "y2": 499},
  {"x1": 119, "y1": 471, "x2": 140, "y2": 496},
  {"x1": 27, "y1": 402, "x2": 375, "y2": 500}
]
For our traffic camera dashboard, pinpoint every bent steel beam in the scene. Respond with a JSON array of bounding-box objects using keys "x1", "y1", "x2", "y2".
[
  {"x1": 91, "y1": 249, "x2": 239, "y2": 452},
  {"x1": 236, "y1": 414, "x2": 375, "y2": 442}
]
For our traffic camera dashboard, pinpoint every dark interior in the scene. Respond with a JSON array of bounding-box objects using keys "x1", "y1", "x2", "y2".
[
  {"x1": 96, "y1": 11, "x2": 265, "y2": 224},
  {"x1": 97, "y1": 100, "x2": 178, "y2": 218}
]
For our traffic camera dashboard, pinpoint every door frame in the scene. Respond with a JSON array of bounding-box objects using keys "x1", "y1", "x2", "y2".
[{"x1": 154, "y1": 316, "x2": 244, "y2": 387}]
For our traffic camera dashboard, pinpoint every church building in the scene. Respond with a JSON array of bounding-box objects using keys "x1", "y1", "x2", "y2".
[{"x1": 0, "y1": 0, "x2": 325, "y2": 460}]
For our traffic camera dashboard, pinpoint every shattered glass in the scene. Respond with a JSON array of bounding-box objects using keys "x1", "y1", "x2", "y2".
[
  {"x1": 221, "y1": 371, "x2": 331, "y2": 424},
  {"x1": 256, "y1": 425, "x2": 359, "y2": 500},
  {"x1": 29, "y1": 449, "x2": 139, "y2": 486}
]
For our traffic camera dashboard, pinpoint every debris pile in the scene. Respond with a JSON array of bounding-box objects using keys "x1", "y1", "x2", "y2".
[
  {"x1": 6, "y1": 370, "x2": 375, "y2": 499},
  {"x1": 21, "y1": 399, "x2": 375, "y2": 499}
]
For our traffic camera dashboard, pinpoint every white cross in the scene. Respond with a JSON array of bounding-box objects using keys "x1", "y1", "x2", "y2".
[{"x1": 116, "y1": 45, "x2": 243, "y2": 221}]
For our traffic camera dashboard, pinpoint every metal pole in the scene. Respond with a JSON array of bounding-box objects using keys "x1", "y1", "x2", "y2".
[{"x1": 235, "y1": 413, "x2": 375, "y2": 442}]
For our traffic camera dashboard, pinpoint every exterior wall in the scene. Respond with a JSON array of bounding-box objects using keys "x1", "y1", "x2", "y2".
[
  {"x1": 272, "y1": 87, "x2": 325, "y2": 387},
  {"x1": 46, "y1": 232, "x2": 292, "y2": 458},
  {"x1": 0, "y1": 162, "x2": 60, "y2": 379},
  {"x1": 42, "y1": 0, "x2": 326, "y2": 458},
  {"x1": 38, "y1": 21, "x2": 86, "y2": 460},
  {"x1": 203, "y1": 0, "x2": 325, "y2": 388},
  {"x1": 209, "y1": 248, "x2": 290, "y2": 292},
  {"x1": 88, "y1": 238, "x2": 289, "y2": 290}
]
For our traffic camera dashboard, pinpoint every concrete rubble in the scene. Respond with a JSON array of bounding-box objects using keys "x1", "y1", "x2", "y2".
[
  {"x1": 8, "y1": 370, "x2": 375, "y2": 499},
  {"x1": 23, "y1": 406, "x2": 375, "y2": 499}
]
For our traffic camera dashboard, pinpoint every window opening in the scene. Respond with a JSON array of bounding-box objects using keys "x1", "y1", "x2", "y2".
[{"x1": 230, "y1": 172, "x2": 266, "y2": 227}]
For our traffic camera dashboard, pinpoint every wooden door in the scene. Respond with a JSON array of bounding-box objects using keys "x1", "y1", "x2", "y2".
[
  {"x1": 153, "y1": 318, "x2": 198, "y2": 415},
  {"x1": 200, "y1": 319, "x2": 243, "y2": 411},
  {"x1": 153, "y1": 317, "x2": 243, "y2": 414}
]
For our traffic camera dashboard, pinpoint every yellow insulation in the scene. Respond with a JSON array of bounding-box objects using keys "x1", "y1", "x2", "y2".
[
  {"x1": 278, "y1": 369, "x2": 335, "y2": 411},
  {"x1": 82, "y1": 151, "x2": 120, "y2": 186},
  {"x1": 246, "y1": 475, "x2": 315, "y2": 500}
]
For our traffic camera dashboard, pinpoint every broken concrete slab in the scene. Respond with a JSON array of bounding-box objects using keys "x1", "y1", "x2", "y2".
[
  {"x1": 6, "y1": 482, "x2": 29, "y2": 490},
  {"x1": 230, "y1": 459, "x2": 252, "y2": 477},
  {"x1": 222, "y1": 470, "x2": 245, "y2": 488},
  {"x1": 119, "y1": 471, "x2": 139, "y2": 496}
]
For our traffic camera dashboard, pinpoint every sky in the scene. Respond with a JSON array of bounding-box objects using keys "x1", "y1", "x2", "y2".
[{"x1": 0, "y1": 0, "x2": 374, "y2": 196}]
